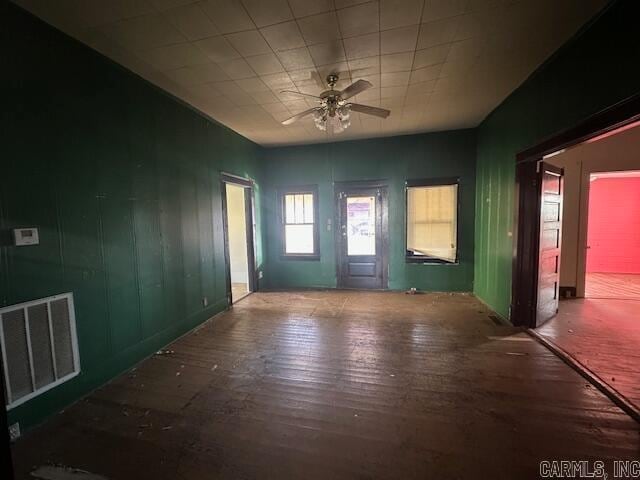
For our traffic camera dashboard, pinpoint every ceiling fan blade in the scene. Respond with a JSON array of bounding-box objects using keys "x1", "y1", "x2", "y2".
[
  {"x1": 340, "y1": 79, "x2": 373, "y2": 100},
  {"x1": 348, "y1": 103, "x2": 391, "y2": 119},
  {"x1": 279, "y1": 90, "x2": 322, "y2": 100},
  {"x1": 281, "y1": 108, "x2": 321, "y2": 125}
]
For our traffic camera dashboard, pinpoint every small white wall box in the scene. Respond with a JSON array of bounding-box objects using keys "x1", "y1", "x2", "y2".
[{"x1": 13, "y1": 227, "x2": 39, "y2": 246}]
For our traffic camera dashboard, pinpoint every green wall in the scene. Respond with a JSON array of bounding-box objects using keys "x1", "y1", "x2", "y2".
[
  {"x1": 1, "y1": 5, "x2": 263, "y2": 429},
  {"x1": 7, "y1": 0, "x2": 638, "y2": 431},
  {"x1": 262, "y1": 130, "x2": 476, "y2": 292},
  {"x1": 474, "y1": 0, "x2": 640, "y2": 319}
]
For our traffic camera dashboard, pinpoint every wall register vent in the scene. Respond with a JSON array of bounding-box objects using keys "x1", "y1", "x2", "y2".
[{"x1": 1, "y1": 293, "x2": 80, "y2": 409}]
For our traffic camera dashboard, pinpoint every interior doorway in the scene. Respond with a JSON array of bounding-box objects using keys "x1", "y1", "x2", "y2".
[
  {"x1": 512, "y1": 95, "x2": 640, "y2": 328},
  {"x1": 584, "y1": 170, "x2": 640, "y2": 300},
  {"x1": 335, "y1": 182, "x2": 389, "y2": 289},
  {"x1": 221, "y1": 174, "x2": 256, "y2": 304},
  {"x1": 513, "y1": 105, "x2": 640, "y2": 415}
]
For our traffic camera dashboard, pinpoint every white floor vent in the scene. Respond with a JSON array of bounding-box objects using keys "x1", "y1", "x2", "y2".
[{"x1": 1, "y1": 293, "x2": 80, "y2": 409}]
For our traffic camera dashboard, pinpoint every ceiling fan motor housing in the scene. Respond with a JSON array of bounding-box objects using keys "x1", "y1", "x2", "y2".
[{"x1": 326, "y1": 74, "x2": 339, "y2": 88}]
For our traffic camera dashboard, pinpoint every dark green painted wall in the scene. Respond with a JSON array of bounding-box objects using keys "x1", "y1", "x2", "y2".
[
  {"x1": 262, "y1": 131, "x2": 476, "y2": 292},
  {"x1": 7, "y1": 0, "x2": 637, "y2": 432},
  {"x1": 1, "y1": 6, "x2": 263, "y2": 429},
  {"x1": 474, "y1": 0, "x2": 640, "y2": 319}
]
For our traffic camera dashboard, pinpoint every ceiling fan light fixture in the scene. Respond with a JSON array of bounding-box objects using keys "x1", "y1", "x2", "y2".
[
  {"x1": 338, "y1": 104, "x2": 351, "y2": 121},
  {"x1": 282, "y1": 74, "x2": 389, "y2": 133},
  {"x1": 313, "y1": 109, "x2": 327, "y2": 131},
  {"x1": 314, "y1": 110, "x2": 351, "y2": 133}
]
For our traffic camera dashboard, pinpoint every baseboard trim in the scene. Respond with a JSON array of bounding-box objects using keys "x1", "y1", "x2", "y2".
[
  {"x1": 527, "y1": 329, "x2": 640, "y2": 424},
  {"x1": 472, "y1": 294, "x2": 512, "y2": 326},
  {"x1": 259, "y1": 286, "x2": 474, "y2": 294},
  {"x1": 559, "y1": 286, "x2": 577, "y2": 298}
]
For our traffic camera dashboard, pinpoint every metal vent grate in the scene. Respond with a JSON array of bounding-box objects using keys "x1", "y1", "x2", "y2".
[{"x1": 0, "y1": 293, "x2": 80, "y2": 409}]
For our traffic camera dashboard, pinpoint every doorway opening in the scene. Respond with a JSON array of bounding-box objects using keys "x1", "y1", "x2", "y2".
[
  {"x1": 335, "y1": 182, "x2": 389, "y2": 289},
  {"x1": 221, "y1": 174, "x2": 256, "y2": 304},
  {"x1": 513, "y1": 98, "x2": 640, "y2": 415},
  {"x1": 512, "y1": 95, "x2": 640, "y2": 328},
  {"x1": 584, "y1": 170, "x2": 640, "y2": 299}
]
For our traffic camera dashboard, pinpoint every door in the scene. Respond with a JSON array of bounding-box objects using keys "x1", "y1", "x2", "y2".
[
  {"x1": 336, "y1": 185, "x2": 388, "y2": 289},
  {"x1": 536, "y1": 162, "x2": 564, "y2": 326}
]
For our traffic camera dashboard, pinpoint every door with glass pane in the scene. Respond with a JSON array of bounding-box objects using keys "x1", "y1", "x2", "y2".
[{"x1": 336, "y1": 185, "x2": 388, "y2": 289}]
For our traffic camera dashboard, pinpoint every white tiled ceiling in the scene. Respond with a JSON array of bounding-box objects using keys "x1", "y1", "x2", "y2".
[{"x1": 13, "y1": 0, "x2": 607, "y2": 146}]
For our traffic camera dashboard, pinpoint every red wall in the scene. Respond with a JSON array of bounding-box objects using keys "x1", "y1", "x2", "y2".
[{"x1": 586, "y1": 176, "x2": 640, "y2": 273}]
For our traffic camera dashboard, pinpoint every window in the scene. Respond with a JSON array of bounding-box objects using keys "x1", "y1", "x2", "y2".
[
  {"x1": 279, "y1": 186, "x2": 319, "y2": 259},
  {"x1": 406, "y1": 179, "x2": 459, "y2": 264}
]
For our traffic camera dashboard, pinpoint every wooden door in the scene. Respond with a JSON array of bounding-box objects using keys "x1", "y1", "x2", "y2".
[
  {"x1": 336, "y1": 186, "x2": 388, "y2": 289},
  {"x1": 536, "y1": 162, "x2": 564, "y2": 326}
]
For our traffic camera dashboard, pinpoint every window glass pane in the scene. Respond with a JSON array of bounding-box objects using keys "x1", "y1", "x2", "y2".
[
  {"x1": 285, "y1": 194, "x2": 295, "y2": 224},
  {"x1": 406, "y1": 184, "x2": 457, "y2": 262},
  {"x1": 294, "y1": 194, "x2": 305, "y2": 223},
  {"x1": 303, "y1": 194, "x2": 314, "y2": 223},
  {"x1": 347, "y1": 196, "x2": 376, "y2": 256},
  {"x1": 285, "y1": 224, "x2": 314, "y2": 254}
]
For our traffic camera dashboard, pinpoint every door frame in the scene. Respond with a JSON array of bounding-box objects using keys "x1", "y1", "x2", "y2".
[
  {"x1": 334, "y1": 180, "x2": 389, "y2": 290},
  {"x1": 220, "y1": 173, "x2": 258, "y2": 305},
  {"x1": 512, "y1": 93, "x2": 640, "y2": 327}
]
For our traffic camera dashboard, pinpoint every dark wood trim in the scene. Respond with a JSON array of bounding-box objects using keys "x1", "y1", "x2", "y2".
[
  {"x1": 404, "y1": 177, "x2": 461, "y2": 264},
  {"x1": 244, "y1": 187, "x2": 258, "y2": 293},
  {"x1": 405, "y1": 176, "x2": 459, "y2": 187},
  {"x1": 512, "y1": 93, "x2": 640, "y2": 328},
  {"x1": 517, "y1": 94, "x2": 640, "y2": 163},
  {"x1": 406, "y1": 257, "x2": 458, "y2": 265},
  {"x1": 276, "y1": 185, "x2": 320, "y2": 260},
  {"x1": 333, "y1": 179, "x2": 388, "y2": 189},
  {"x1": 279, "y1": 254, "x2": 321, "y2": 261},
  {"x1": 220, "y1": 174, "x2": 258, "y2": 305},
  {"x1": 1, "y1": 351, "x2": 14, "y2": 480},
  {"x1": 512, "y1": 161, "x2": 549, "y2": 327},
  {"x1": 220, "y1": 181, "x2": 233, "y2": 306},
  {"x1": 221, "y1": 172, "x2": 253, "y2": 187}
]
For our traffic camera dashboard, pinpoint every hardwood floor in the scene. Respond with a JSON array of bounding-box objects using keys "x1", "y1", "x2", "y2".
[
  {"x1": 538, "y1": 297, "x2": 640, "y2": 410},
  {"x1": 585, "y1": 272, "x2": 640, "y2": 299},
  {"x1": 12, "y1": 291, "x2": 640, "y2": 480},
  {"x1": 231, "y1": 282, "x2": 249, "y2": 302}
]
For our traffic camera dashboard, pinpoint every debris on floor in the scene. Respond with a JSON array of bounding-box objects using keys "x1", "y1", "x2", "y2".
[
  {"x1": 405, "y1": 287, "x2": 419, "y2": 294},
  {"x1": 155, "y1": 349, "x2": 174, "y2": 356},
  {"x1": 31, "y1": 465, "x2": 108, "y2": 480}
]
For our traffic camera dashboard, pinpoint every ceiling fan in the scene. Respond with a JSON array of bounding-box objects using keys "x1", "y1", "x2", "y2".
[{"x1": 280, "y1": 73, "x2": 391, "y2": 133}]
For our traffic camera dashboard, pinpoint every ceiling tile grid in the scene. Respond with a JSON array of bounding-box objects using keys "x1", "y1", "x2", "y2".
[{"x1": 13, "y1": 0, "x2": 607, "y2": 145}]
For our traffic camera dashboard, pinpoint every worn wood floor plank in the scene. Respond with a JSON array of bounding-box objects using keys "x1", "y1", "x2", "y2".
[
  {"x1": 12, "y1": 291, "x2": 640, "y2": 480},
  {"x1": 539, "y1": 297, "x2": 640, "y2": 410}
]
